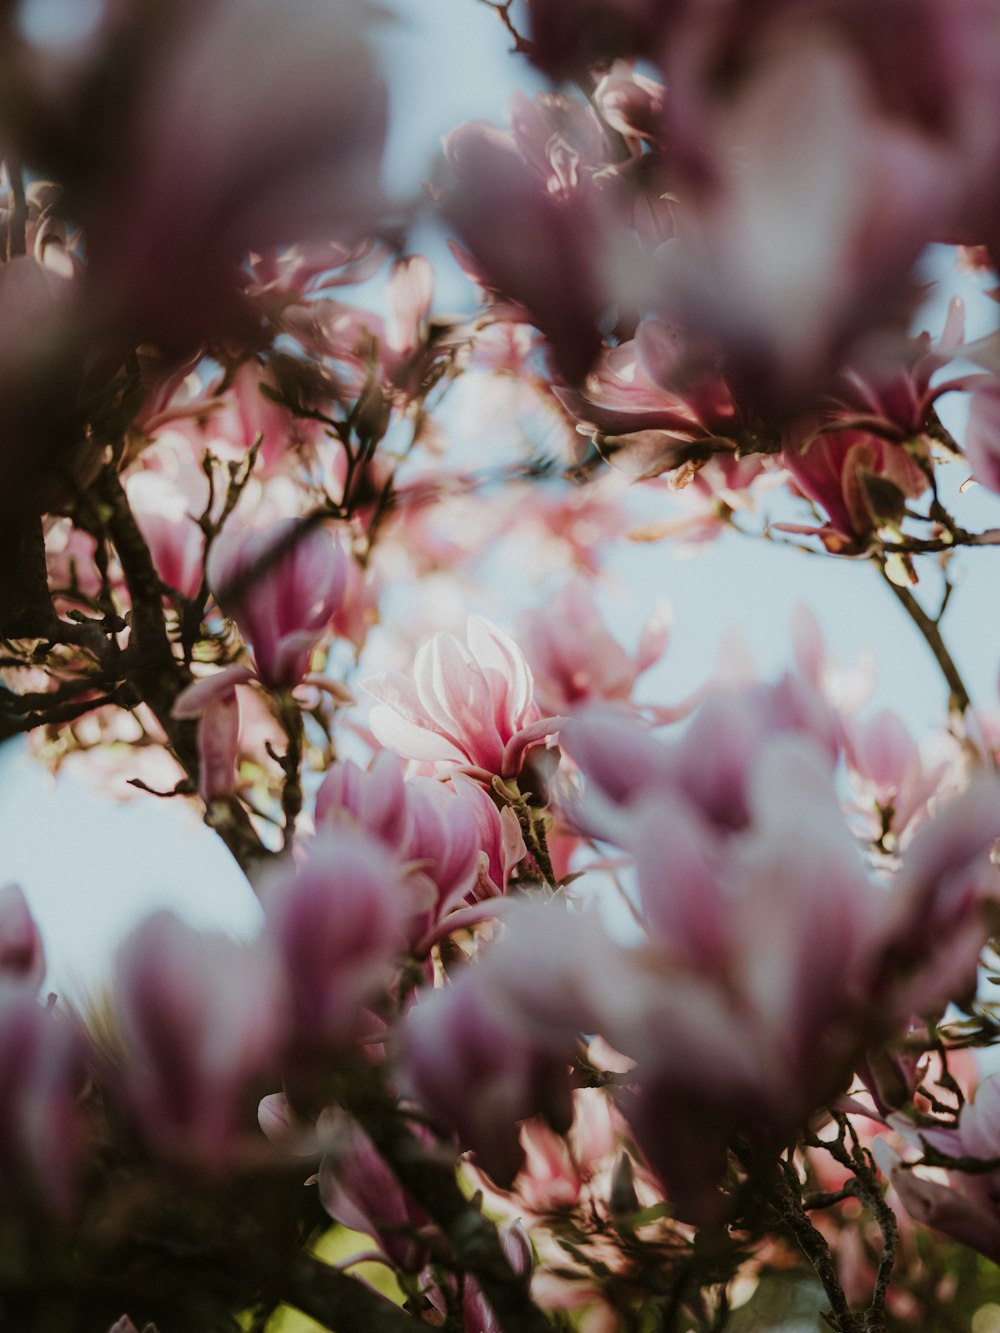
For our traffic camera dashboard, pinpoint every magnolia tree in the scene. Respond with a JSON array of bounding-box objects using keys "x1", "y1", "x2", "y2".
[{"x1": 9, "y1": 1, "x2": 1000, "y2": 1330}]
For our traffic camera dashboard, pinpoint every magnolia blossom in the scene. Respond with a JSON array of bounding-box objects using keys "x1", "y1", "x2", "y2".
[
  {"x1": 550, "y1": 696, "x2": 1000, "y2": 1218},
  {"x1": 518, "y1": 579, "x2": 667, "y2": 714},
  {"x1": 78, "y1": 0, "x2": 388, "y2": 346},
  {"x1": 0, "y1": 992, "x2": 84, "y2": 1217},
  {"x1": 112, "y1": 913, "x2": 287, "y2": 1164},
  {"x1": 876, "y1": 1076, "x2": 1000, "y2": 1262},
  {"x1": 126, "y1": 469, "x2": 205, "y2": 600},
  {"x1": 554, "y1": 319, "x2": 748, "y2": 481},
  {"x1": 261, "y1": 829, "x2": 411, "y2": 1048},
  {"x1": 780, "y1": 419, "x2": 929, "y2": 553},
  {"x1": 315, "y1": 754, "x2": 523, "y2": 921},
  {"x1": 207, "y1": 518, "x2": 350, "y2": 689},
  {"x1": 965, "y1": 380, "x2": 1000, "y2": 492},
  {"x1": 843, "y1": 708, "x2": 951, "y2": 844},
  {"x1": 318, "y1": 1108, "x2": 434, "y2": 1272},
  {"x1": 402, "y1": 953, "x2": 576, "y2": 1187},
  {"x1": 653, "y1": 10, "x2": 987, "y2": 404},
  {"x1": 0, "y1": 884, "x2": 45, "y2": 992},
  {"x1": 365, "y1": 615, "x2": 561, "y2": 779},
  {"x1": 439, "y1": 99, "x2": 610, "y2": 382}
]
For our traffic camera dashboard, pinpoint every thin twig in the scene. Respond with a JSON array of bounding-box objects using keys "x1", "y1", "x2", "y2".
[{"x1": 876, "y1": 560, "x2": 972, "y2": 715}]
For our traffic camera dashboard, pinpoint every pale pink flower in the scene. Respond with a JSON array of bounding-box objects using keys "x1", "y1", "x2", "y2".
[
  {"x1": 439, "y1": 103, "x2": 610, "y2": 381},
  {"x1": 518, "y1": 579, "x2": 667, "y2": 714},
  {"x1": 316, "y1": 757, "x2": 521, "y2": 923},
  {"x1": 455, "y1": 777, "x2": 527, "y2": 899},
  {"x1": 780, "y1": 418, "x2": 929, "y2": 553},
  {"x1": 318, "y1": 1108, "x2": 433, "y2": 1272},
  {"x1": 837, "y1": 297, "x2": 978, "y2": 440},
  {"x1": 113, "y1": 912, "x2": 286, "y2": 1165},
  {"x1": 402, "y1": 954, "x2": 576, "y2": 1188},
  {"x1": 876, "y1": 1077, "x2": 1000, "y2": 1262},
  {"x1": 505, "y1": 1087, "x2": 621, "y2": 1216},
  {"x1": 207, "y1": 518, "x2": 349, "y2": 689},
  {"x1": 190, "y1": 360, "x2": 332, "y2": 476},
  {"x1": 592, "y1": 62, "x2": 666, "y2": 146},
  {"x1": 44, "y1": 520, "x2": 104, "y2": 603},
  {"x1": 0, "y1": 884, "x2": 46, "y2": 992},
  {"x1": 126, "y1": 469, "x2": 205, "y2": 600},
  {"x1": 365, "y1": 616, "x2": 561, "y2": 779},
  {"x1": 554, "y1": 319, "x2": 746, "y2": 481},
  {"x1": 656, "y1": 27, "x2": 965, "y2": 404},
  {"x1": 402, "y1": 777, "x2": 481, "y2": 923},
  {"x1": 0, "y1": 992, "x2": 85, "y2": 1217},
  {"x1": 315, "y1": 753, "x2": 409, "y2": 848},
  {"x1": 965, "y1": 380, "x2": 1000, "y2": 493},
  {"x1": 844, "y1": 709, "x2": 949, "y2": 843},
  {"x1": 261, "y1": 829, "x2": 409, "y2": 1047},
  {"x1": 559, "y1": 701, "x2": 1000, "y2": 1219},
  {"x1": 81, "y1": 0, "x2": 388, "y2": 346}
]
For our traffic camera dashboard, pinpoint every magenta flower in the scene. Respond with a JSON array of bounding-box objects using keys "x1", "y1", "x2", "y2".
[
  {"x1": 402, "y1": 962, "x2": 574, "y2": 1188},
  {"x1": 0, "y1": 883, "x2": 45, "y2": 992},
  {"x1": 261, "y1": 829, "x2": 410, "y2": 1048},
  {"x1": 518, "y1": 579, "x2": 667, "y2": 714},
  {"x1": 557, "y1": 697, "x2": 1000, "y2": 1219},
  {"x1": 315, "y1": 753, "x2": 410, "y2": 849},
  {"x1": 207, "y1": 519, "x2": 349, "y2": 690},
  {"x1": 316, "y1": 756, "x2": 523, "y2": 928},
  {"x1": 876, "y1": 1076, "x2": 1000, "y2": 1263},
  {"x1": 365, "y1": 616, "x2": 561, "y2": 779},
  {"x1": 81, "y1": 0, "x2": 388, "y2": 346},
  {"x1": 439, "y1": 103, "x2": 610, "y2": 382},
  {"x1": 780, "y1": 419, "x2": 929, "y2": 553},
  {"x1": 318, "y1": 1109, "x2": 433, "y2": 1272},
  {"x1": 113, "y1": 913, "x2": 287, "y2": 1165},
  {"x1": 0, "y1": 992, "x2": 85, "y2": 1217}
]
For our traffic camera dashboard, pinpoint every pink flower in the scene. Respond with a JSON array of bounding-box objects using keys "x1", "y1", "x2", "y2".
[
  {"x1": 113, "y1": 912, "x2": 286, "y2": 1165},
  {"x1": 318, "y1": 1109, "x2": 433, "y2": 1272},
  {"x1": 207, "y1": 518, "x2": 349, "y2": 689},
  {"x1": 836, "y1": 298, "x2": 978, "y2": 441},
  {"x1": 402, "y1": 777, "x2": 482, "y2": 923},
  {"x1": 518, "y1": 579, "x2": 667, "y2": 714},
  {"x1": 439, "y1": 105, "x2": 609, "y2": 381},
  {"x1": 558, "y1": 698, "x2": 1000, "y2": 1219},
  {"x1": 0, "y1": 992, "x2": 85, "y2": 1217},
  {"x1": 316, "y1": 756, "x2": 523, "y2": 924},
  {"x1": 843, "y1": 709, "x2": 948, "y2": 843},
  {"x1": 315, "y1": 753, "x2": 409, "y2": 848},
  {"x1": 261, "y1": 829, "x2": 410, "y2": 1048},
  {"x1": 554, "y1": 319, "x2": 747, "y2": 481},
  {"x1": 0, "y1": 884, "x2": 45, "y2": 992},
  {"x1": 364, "y1": 616, "x2": 560, "y2": 779},
  {"x1": 402, "y1": 963, "x2": 575, "y2": 1188},
  {"x1": 656, "y1": 25, "x2": 966, "y2": 404},
  {"x1": 126, "y1": 470, "x2": 205, "y2": 600},
  {"x1": 965, "y1": 380, "x2": 1000, "y2": 493},
  {"x1": 456, "y1": 778, "x2": 527, "y2": 899},
  {"x1": 80, "y1": 0, "x2": 388, "y2": 346},
  {"x1": 876, "y1": 1076, "x2": 1000, "y2": 1262},
  {"x1": 780, "y1": 419, "x2": 929, "y2": 553}
]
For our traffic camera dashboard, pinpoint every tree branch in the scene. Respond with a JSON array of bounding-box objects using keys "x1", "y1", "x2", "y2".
[
  {"x1": 283, "y1": 1252, "x2": 415, "y2": 1333},
  {"x1": 877, "y1": 561, "x2": 972, "y2": 716}
]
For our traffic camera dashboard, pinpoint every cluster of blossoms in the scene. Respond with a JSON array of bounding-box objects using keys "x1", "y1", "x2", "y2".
[{"x1": 7, "y1": 1, "x2": 1000, "y2": 1331}]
